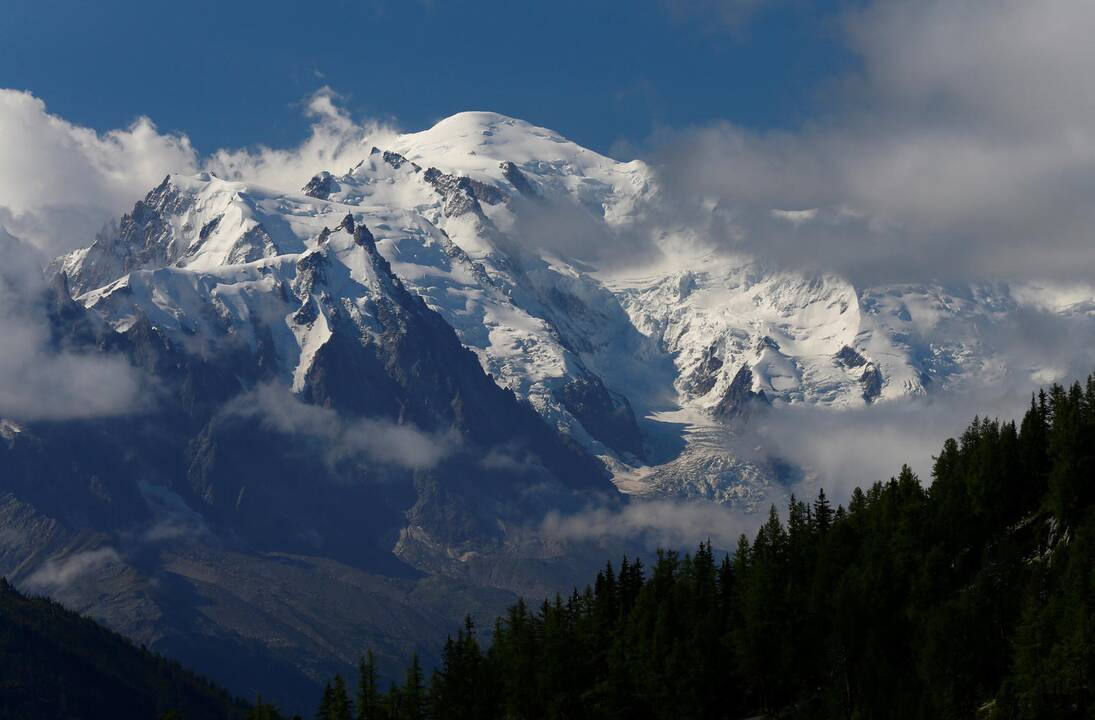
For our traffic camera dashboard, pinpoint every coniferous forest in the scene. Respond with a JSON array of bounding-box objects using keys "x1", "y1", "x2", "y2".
[
  {"x1": 0, "y1": 578, "x2": 248, "y2": 720},
  {"x1": 311, "y1": 377, "x2": 1095, "y2": 720},
  {"x1": 1, "y1": 377, "x2": 1092, "y2": 719}
]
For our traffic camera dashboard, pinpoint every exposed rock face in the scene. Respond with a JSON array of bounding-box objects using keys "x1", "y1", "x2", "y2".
[
  {"x1": 382, "y1": 150, "x2": 419, "y2": 172},
  {"x1": 835, "y1": 345, "x2": 868, "y2": 369},
  {"x1": 835, "y1": 345, "x2": 884, "y2": 402},
  {"x1": 53, "y1": 176, "x2": 190, "y2": 295},
  {"x1": 554, "y1": 375, "x2": 644, "y2": 460},
  {"x1": 302, "y1": 171, "x2": 339, "y2": 200},
  {"x1": 860, "y1": 363, "x2": 884, "y2": 403},
  {"x1": 500, "y1": 161, "x2": 539, "y2": 198},
  {"x1": 423, "y1": 167, "x2": 508, "y2": 217},
  {"x1": 686, "y1": 343, "x2": 724, "y2": 397},
  {"x1": 714, "y1": 365, "x2": 770, "y2": 421}
]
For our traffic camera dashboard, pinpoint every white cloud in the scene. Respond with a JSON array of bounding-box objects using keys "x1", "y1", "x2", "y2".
[
  {"x1": 0, "y1": 89, "x2": 197, "y2": 256},
  {"x1": 207, "y1": 86, "x2": 399, "y2": 193},
  {"x1": 228, "y1": 383, "x2": 455, "y2": 471},
  {"x1": 542, "y1": 498, "x2": 763, "y2": 551},
  {"x1": 0, "y1": 230, "x2": 147, "y2": 421},
  {"x1": 24, "y1": 547, "x2": 122, "y2": 590},
  {"x1": 651, "y1": 0, "x2": 1095, "y2": 285}
]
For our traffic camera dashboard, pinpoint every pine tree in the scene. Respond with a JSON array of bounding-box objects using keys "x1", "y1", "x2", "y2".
[
  {"x1": 814, "y1": 487, "x2": 833, "y2": 534},
  {"x1": 398, "y1": 654, "x2": 425, "y2": 720},
  {"x1": 328, "y1": 675, "x2": 352, "y2": 720},
  {"x1": 356, "y1": 651, "x2": 380, "y2": 720},
  {"x1": 316, "y1": 682, "x2": 334, "y2": 720},
  {"x1": 246, "y1": 696, "x2": 284, "y2": 720}
]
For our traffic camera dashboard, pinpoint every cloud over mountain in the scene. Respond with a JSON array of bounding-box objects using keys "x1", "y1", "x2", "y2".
[{"x1": 652, "y1": 0, "x2": 1095, "y2": 285}]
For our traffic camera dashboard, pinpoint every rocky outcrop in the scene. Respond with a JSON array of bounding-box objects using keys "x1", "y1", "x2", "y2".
[
  {"x1": 835, "y1": 345, "x2": 883, "y2": 402},
  {"x1": 686, "y1": 343, "x2": 724, "y2": 397},
  {"x1": 500, "y1": 161, "x2": 539, "y2": 198},
  {"x1": 554, "y1": 375, "x2": 645, "y2": 460},
  {"x1": 423, "y1": 167, "x2": 508, "y2": 217},
  {"x1": 302, "y1": 171, "x2": 339, "y2": 200},
  {"x1": 382, "y1": 150, "x2": 420, "y2": 172},
  {"x1": 860, "y1": 363, "x2": 883, "y2": 403},
  {"x1": 54, "y1": 176, "x2": 191, "y2": 295},
  {"x1": 835, "y1": 344, "x2": 868, "y2": 369},
  {"x1": 714, "y1": 365, "x2": 770, "y2": 422}
]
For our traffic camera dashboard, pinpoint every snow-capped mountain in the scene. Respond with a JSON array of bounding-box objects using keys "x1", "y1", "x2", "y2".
[
  {"x1": 5, "y1": 110, "x2": 1092, "y2": 707},
  {"x1": 51, "y1": 111, "x2": 1089, "y2": 505}
]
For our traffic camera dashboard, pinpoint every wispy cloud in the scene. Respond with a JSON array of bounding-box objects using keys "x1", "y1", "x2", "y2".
[
  {"x1": 227, "y1": 383, "x2": 456, "y2": 471},
  {"x1": 207, "y1": 86, "x2": 399, "y2": 193},
  {"x1": 24, "y1": 547, "x2": 122, "y2": 590},
  {"x1": 542, "y1": 498, "x2": 763, "y2": 551},
  {"x1": 137, "y1": 482, "x2": 212, "y2": 544}
]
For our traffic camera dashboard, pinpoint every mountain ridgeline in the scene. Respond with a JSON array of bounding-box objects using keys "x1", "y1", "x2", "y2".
[{"x1": 307, "y1": 376, "x2": 1094, "y2": 720}]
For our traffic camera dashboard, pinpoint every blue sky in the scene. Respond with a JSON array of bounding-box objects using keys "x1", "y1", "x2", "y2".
[
  {"x1": 1, "y1": 0, "x2": 850, "y2": 156},
  {"x1": 2, "y1": 0, "x2": 1091, "y2": 286}
]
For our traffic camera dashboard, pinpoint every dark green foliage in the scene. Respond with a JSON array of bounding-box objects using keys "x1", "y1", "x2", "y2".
[
  {"x1": 356, "y1": 650, "x2": 382, "y2": 720},
  {"x1": 316, "y1": 675, "x2": 352, "y2": 720},
  {"x1": 323, "y1": 375, "x2": 1095, "y2": 719},
  {"x1": 247, "y1": 697, "x2": 286, "y2": 720},
  {"x1": 0, "y1": 577, "x2": 250, "y2": 720}
]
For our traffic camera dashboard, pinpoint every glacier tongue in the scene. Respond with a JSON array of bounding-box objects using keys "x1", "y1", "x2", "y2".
[{"x1": 53, "y1": 110, "x2": 1094, "y2": 506}]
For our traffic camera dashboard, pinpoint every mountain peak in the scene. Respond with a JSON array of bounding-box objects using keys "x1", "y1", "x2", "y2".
[
  {"x1": 427, "y1": 110, "x2": 533, "y2": 132},
  {"x1": 391, "y1": 110, "x2": 617, "y2": 177}
]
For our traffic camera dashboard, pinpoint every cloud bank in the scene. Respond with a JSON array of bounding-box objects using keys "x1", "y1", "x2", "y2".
[
  {"x1": 651, "y1": 0, "x2": 1095, "y2": 286},
  {"x1": 0, "y1": 90, "x2": 198, "y2": 257}
]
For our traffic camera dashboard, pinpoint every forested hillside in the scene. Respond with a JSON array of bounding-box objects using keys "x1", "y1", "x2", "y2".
[
  {"x1": 0, "y1": 578, "x2": 250, "y2": 720},
  {"x1": 315, "y1": 377, "x2": 1094, "y2": 719}
]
